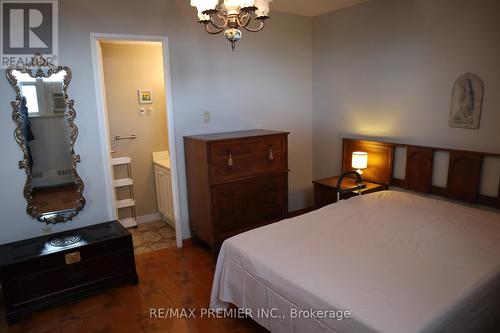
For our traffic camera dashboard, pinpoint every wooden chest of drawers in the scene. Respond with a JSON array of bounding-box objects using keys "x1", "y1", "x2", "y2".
[
  {"x1": 0, "y1": 221, "x2": 138, "y2": 324},
  {"x1": 184, "y1": 130, "x2": 289, "y2": 251}
]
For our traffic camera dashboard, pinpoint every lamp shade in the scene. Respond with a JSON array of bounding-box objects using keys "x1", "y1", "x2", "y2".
[
  {"x1": 240, "y1": 0, "x2": 256, "y2": 7},
  {"x1": 352, "y1": 152, "x2": 368, "y2": 170},
  {"x1": 223, "y1": 0, "x2": 255, "y2": 14},
  {"x1": 254, "y1": 0, "x2": 271, "y2": 17},
  {"x1": 191, "y1": 0, "x2": 219, "y2": 20}
]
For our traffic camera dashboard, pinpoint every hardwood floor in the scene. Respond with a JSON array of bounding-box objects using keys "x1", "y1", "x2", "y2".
[{"x1": 0, "y1": 243, "x2": 268, "y2": 333}]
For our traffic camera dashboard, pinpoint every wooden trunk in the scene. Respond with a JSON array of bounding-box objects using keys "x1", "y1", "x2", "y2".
[{"x1": 0, "y1": 221, "x2": 138, "y2": 324}]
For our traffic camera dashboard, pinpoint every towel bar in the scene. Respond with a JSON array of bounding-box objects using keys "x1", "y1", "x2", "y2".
[{"x1": 115, "y1": 135, "x2": 137, "y2": 141}]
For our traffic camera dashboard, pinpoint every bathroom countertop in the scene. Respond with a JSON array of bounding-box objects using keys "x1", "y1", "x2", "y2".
[
  {"x1": 152, "y1": 151, "x2": 170, "y2": 169},
  {"x1": 153, "y1": 157, "x2": 170, "y2": 169}
]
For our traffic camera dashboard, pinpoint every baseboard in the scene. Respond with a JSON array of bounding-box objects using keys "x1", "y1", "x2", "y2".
[
  {"x1": 163, "y1": 217, "x2": 175, "y2": 229},
  {"x1": 182, "y1": 238, "x2": 193, "y2": 246},
  {"x1": 136, "y1": 213, "x2": 162, "y2": 224}
]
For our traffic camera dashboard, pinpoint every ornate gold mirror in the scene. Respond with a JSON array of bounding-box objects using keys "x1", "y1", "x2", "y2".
[{"x1": 7, "y1": 54, "x2": 85, "y2": 224}]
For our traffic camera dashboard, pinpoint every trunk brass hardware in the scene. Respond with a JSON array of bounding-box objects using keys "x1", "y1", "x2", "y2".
[{"x1": 65, "y1": 251, "x2": 81, "y2": 265}]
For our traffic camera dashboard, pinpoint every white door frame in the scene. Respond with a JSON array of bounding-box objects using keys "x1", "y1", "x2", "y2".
[{"x1": 90, "y1": 33, "x2": 183, "y2": 248}]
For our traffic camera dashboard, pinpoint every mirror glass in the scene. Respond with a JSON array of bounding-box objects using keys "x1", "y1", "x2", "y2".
[{"x1": 8, "y1": 56, "x2": 85, "y2": 224}]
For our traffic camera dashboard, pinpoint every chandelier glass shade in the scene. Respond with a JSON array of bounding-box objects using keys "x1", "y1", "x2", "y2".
[{"x1": 190, "y1": 0, "x2": 272, "y2": 50}]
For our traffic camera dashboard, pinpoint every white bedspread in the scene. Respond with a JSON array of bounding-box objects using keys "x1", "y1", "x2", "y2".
[{"x1": 210, "y1": 190, "x2": 500, "y2": 333}]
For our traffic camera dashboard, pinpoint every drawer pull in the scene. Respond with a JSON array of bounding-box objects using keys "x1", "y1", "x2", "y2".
[
  {"x1": 65, "y1": 251, "x2": 81, "y2": 265},
  {"x1": 268, "y1": 147, "x2": 274, "y2": 161},
  {"x1": 227, "y1": 152, "x2": 234, "y2": 167}
]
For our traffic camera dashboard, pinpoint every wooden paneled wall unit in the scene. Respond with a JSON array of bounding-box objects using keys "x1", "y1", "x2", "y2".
[{"x1": 342, "y1": 138, "x2": 500, "y2": 209}]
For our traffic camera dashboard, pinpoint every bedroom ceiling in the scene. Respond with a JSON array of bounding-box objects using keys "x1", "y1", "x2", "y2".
[{"x1": 272, "y1": 0, "x2": 369, "y2": 17}]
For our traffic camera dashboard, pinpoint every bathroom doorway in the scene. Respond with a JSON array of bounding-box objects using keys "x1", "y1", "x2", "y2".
[{"x1": 91, "y1": 34, "x2": 182, "y2": 250}]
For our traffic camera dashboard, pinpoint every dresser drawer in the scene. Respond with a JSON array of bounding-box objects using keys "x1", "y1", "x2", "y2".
[
  {"x1": 212, "y1": 174, "x2": 286, "y2": 240},
  {"x1": 210, "y1": 135, "x2": 284, "y2": 163},
  {"x1": 209, "y1": 130, "x2": 286, "y2": 184},
  {"x1": 211, "y1": 150, "x2": 285, "y2": 183}
]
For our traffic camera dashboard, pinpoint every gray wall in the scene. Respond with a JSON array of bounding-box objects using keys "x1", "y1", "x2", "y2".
[
  {"x1": 0, "y1": 0, "x2": 313, "y2": 244},
  {"x1": 312, "y1": 0, "x2": 500, "y2": 178}
]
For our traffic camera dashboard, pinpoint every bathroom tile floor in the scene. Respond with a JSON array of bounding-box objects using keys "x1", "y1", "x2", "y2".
[{"x1": 129, "y1": 220, "x2": 177, "y2": 254}]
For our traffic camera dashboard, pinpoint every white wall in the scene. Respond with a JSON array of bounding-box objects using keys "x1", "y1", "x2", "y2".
[
  {"x1": 312, "y1": 0, "x2": 500, "y2": 178},
  {"x1": 0, "y1": 0, "x2": 313, "y2": 244}
]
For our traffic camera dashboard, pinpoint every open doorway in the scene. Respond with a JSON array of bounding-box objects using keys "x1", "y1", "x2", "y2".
[{"x1": 91, "y1": 34, "x2": 182, "y2": 250}]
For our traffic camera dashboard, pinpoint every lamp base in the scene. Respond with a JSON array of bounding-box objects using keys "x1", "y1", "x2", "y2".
[{"x1": 355, "y1": 169, "x2": 364, "y2": 175}]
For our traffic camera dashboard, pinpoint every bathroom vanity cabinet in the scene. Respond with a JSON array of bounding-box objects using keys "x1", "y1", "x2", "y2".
[{"x1": 153, "y1": 153, "x2": 174, "y2": 223}]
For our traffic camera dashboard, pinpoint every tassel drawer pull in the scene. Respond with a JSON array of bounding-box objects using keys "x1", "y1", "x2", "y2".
[
  {"x1": 227, "y1": 152, "x2": 234, "y2": 167},
  {"x1": 268, "y1": 147, "x2": 274, "y2": 161}
]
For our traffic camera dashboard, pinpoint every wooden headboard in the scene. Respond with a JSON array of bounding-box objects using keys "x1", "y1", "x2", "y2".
[
  {"x1": 342, "y1": 139, "x2": 394, "y2": 185},
  {"x1": 342, "y1": 138, "x2": 500, "y2": 209}
]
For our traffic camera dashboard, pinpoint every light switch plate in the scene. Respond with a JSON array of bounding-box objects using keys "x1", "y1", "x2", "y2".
[{"x1": 203, "y1": 111, "x2": 210, "y2": 123}]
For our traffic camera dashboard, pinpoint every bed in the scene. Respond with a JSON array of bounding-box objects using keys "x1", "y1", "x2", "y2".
[
  {"x1": 210, "y1": 139, "x2": 500, "y2": 333},
  {"x1": 210, "y1": 190, "x2": 500, "y2": 333}
]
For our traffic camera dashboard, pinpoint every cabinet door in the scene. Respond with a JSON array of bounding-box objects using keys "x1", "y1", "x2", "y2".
[
  {"x1": 209, "y1": 135, "x2": 287, "y2": 184},
  {"x1": 154, "y1": 166, "x2": 167, "y2": 217},
  {"x1": 164, "y1": 168, "x2": 174, "y2": 221},
  {"x1": 212, "y1": 174, "x2": 286, "y2": 240},
  {"x1": 154, "y1": 166, "x2": 175, "y2": 222}
]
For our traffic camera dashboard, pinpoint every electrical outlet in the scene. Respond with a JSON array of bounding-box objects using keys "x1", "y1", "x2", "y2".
[{"x1": 203, "y1": 111, "x2": 211, "y2": 123}]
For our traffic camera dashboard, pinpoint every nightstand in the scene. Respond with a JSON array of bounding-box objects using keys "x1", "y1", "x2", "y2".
[{"x1": 313, "y1": 176, "x2": 387, "y2": 209}]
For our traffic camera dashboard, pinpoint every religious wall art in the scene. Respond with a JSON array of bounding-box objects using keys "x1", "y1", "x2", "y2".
[{"x1": 449, "y1": 73, "x2": 483, "y2": 129}]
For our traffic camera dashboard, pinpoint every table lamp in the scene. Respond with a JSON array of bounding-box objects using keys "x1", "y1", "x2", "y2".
[{"x1": 352, "y1": 151, "x2": 368, "y2": 175}]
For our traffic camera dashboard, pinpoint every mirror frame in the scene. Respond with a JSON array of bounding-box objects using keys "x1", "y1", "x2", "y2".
[{"x1": 6, "y1": 53, "x2": 85, "y2": 224}]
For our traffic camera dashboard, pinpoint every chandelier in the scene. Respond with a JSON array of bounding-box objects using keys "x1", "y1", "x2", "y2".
[{"x1": 190, "y1": 0, "x2": 272, "y2": 51}]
